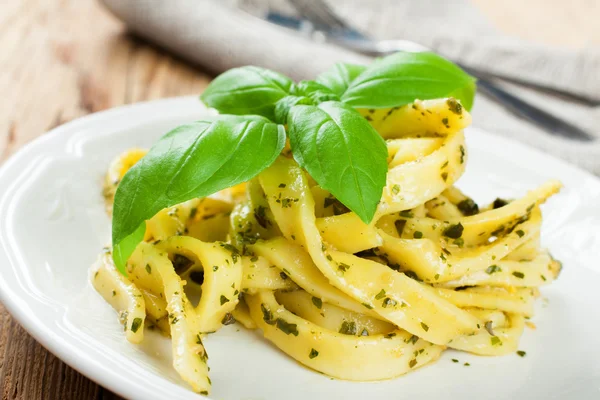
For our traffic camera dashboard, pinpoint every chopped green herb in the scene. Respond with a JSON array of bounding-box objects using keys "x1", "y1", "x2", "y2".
[
  {"x1": 279, "y1": 271, "x2": 288, "y2": 280},
  {"x1": 362, "y1": 302, "x2": 373, "y2": 309},
  {"x1": 309, "y1": 348, "x2": 319, "y2": 359},
  {"x1": 276, "y1": 319, "x2": 299, "y2": 336},
  {"x1": 278, "y1": 183, "x2": 286, "y2": 188},
  {"x1": 220, "y1": 295, "x2": 230, "y2": 305},
  {"x1": 212, "y1": 265, "x2": 218, "y2": 272},
  {"x1": 446, "y1": 98, "x2": 463, "y2": 115},
  {"x1": 516, "y1": 229, "x2": 525, "y2": 237},
  {"x1": 408, "y1": 359, "x2": 417, "y2": 368},
  {"x1": 464, "y1": 362, "x2": 470, "y2": 366},
  {"x1": 131, "y1": 318, "x2": 143, "y2": 333},
  {"x1": 338, "y1": 263, "x2": 351, "y2": 274},
  {"x1": 491, "y1": 336, "x2": 502, "y2": 346},
  {"x1": 384, "y1": 332, "x2": 397, "y2": 339},
  {"x1": 541, "y1": 274, "x2": 547, "y2": 281},
  {"x1": 392, "y1": 184, "x2": 401, "y2": 194},
  {"x1": 453, "y1": 237, "x2": 464, "y2": 247},
  {"x1": 375, "y1": 289, "x2": 386, "y2": 300},
  {"x1": 516, "y1": 350, "x2": 526, "y2": 357},
  {"x1": 512, "y1": 271, "x2": 525, "y2": 279},
  {"x1": 254, "y1": 205, "x2": 270, "y2": 228},
  {"x1": 459, "y1": 145, "x2": 466, "y2": 164},
  {"x1": 361, "y1": 329, "x2": 369, "y2": 336},
  {"x1": 250, "y1": 256, "x2": 258, "y2": 262},
  {"x1": 261, "y1": 304, "x2": 275, "y2": 325},
  {"x1": 420, "y1": 322, "x2": 429, "y2": 332},
  {"x1": 112, "y1": 290, "x2": 116, "y2": 297},
  {"x1": 452, "y1": 358, "x2": 459, "y2": 363},
  {"x1": 382, "y1": 297, "x2": 397, "y2": 308},
  {"x1": 441, "y1": 172, "x2": 448, "y2": 182},
  {"x1": 145, "y1": 264, "x2": 152, "y2": 274},
  {"x1": 219, "y1": 243, "x2": 240, "y2": 263},
  {"x1": 486, "y1": 265, "x2": 502, "y2": 274},
  {"x1": 339, "y1": 321, "x2": 357, "y2": 335},
  {"x1": 493, "y1": 198, "x2": 509, "y2": 209},
  {"x1": 311, "y1": 297, "x2": 323, "y2": 309},
  {"x1": 434, "y1": 273, "x2": 440, "y2": 280},
  {"x1": 443, "y1": 223, "x2": 464, "y2": 239},
  {"x1": 399, "y1": 210, "x2": 414, "y2": 218},
  {"x1": 413, "y1": 231, "x2": 423, "y2": 239},
  {"x1": 406, "y1": 335, "x2": 419, "y2": 345},
  {"x1": 457, "y1": 198, "x2": 479, "y2": 216}
]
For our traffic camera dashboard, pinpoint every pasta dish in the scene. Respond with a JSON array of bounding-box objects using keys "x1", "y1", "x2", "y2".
[{"x1": 90, "y1": 53, "x2": 561, "y2": 396}]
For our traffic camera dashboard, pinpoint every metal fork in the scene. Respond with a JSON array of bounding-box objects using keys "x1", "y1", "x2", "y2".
[{"x1": 286, "y1": 0, "x2": 594, "y2": 141}]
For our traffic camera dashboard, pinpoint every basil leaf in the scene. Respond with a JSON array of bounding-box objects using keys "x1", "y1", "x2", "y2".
[
  {"x1": 288, "y1": 101, "x2": 387, "y2": 223},
  {"x1": 112, "y1": 115, "x2": 286, "y2": 273},
  {"x1": 200, "y1": 66, "x2": 294, "y2": 121},
  {"x1": 292, "y1": 80, "x2": 340, "y2": 104},
  {"x1": 316, "y1": 63, "x2": 367, "y2": 97},
  {"x1": 274, "y1": 95, "x2": 312, "y2": 125},
  {"x1": 341, "y1": 52, "x2": 476, "y2": 110}
]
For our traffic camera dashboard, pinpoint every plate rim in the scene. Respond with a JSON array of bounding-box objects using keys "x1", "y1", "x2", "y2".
[{"x1": 0, "y1": 95, "x2": 598, "y2": 400}]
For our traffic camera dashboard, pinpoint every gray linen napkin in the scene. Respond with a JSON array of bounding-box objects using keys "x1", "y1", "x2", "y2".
[{"x1": 101, "y1": 0, "x2": 600, "y2": 175}]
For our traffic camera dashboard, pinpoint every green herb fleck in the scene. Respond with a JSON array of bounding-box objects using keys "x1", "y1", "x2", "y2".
[
  {"x1": 145, "y1": 264, "x2": 151, "y2": 274},
  {"x1": 491, "y1": 336, "x2": 502, "y2": 346},
  {"x1": 512, "y1": 271, "x2": 525, "y2": 279},
  {"x1": 382, "y1": 297, "x2": 397, "y2": 308},
  {"x1": 420, "y1": 322, "x2": 429, "y2": 332},
  {"x1": 516, "y1": 350, "x2": 526, "y2": 357},
  {"x1": 443, "y1": 223, "x2": 464, "y2": 239},
  {"x1": 220, "y1": 295, "x2": 230, "y2": 305},
  {"x1": 261, "y1": 304, "x2": 275, "y2": 325},
  {"x1": 409, "y1": 359, "x2": 417, "y2": 368},
  {"x1": 486, "y1": 265, "x2": 501, "y2": 274},
  {"x1": 406, "y1": 335, "x2": 419, "y2": 345},
  {"x1": 392, "y1": 184, "x2": 401, "y2": 195},
  {"x1": 339, "y1": 321, "x2": 357, "y2": 335},
  {"x1": 457, "y1": 198, "x2": 479, "y2": 216},
  {"x1": 131, "y1": 318, "x2": 143, "y2": 333},
  {"x1": 516, "y1": 229, "x2": 525, "y2": 237},
  {"x1": 413, "y1": 231, "x2": 423, "y2": 239},
  {"x1": 375, "y1": 289, "x2": 386, "y2": 300},
  {"x1": 276, "y1": 319, "x2": 299, "y2": 336},
  {"x1": 309, "y1": 348, "x2": 319, "y2": 359},
  {"x1": 312, "y1": 297, "x2": 323, "y2": 309},
  {"x1": 399, "y1": 210, "x2": 414, "y2": 218}
]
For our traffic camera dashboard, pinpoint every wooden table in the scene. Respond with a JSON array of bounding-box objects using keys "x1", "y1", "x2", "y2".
[{"x1": 0, "y1": 0, "x2": 597, "y2": 398}]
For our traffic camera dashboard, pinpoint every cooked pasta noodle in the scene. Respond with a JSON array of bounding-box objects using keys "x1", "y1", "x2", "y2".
[{"x1": 91, "y1": 97, "x2": 561, "y2": 395}]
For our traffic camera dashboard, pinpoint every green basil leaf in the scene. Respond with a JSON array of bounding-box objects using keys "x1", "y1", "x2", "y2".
[
  {"x1": 316, "y1": 63, "x2": 367, "y2": 97},
  {"x1": 112, "y1": 115, "x2": 286, "y2": 273},
  {"x1": 292, "y1": 80, "x2": 340, "y2": 104},
  {"x1": 200, "y1": 66, "x2": 294, "y2": 120},
  {"x1": 274, "y1": 95, "x2": 312, "y2": 125},
  {"x1": 341, "y1": 52, "x2": 476, "y2": 110},
  {"x1": 287, "y1": 101, "x2": 387, "y2": 223}
]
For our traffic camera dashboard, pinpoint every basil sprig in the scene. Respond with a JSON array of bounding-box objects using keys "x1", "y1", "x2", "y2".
[{"x1": 112, "y1": 51, "x2": 475, "y2": 274}]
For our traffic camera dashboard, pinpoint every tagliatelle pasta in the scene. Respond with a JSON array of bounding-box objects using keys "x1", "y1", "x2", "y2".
[{"x1": 91, "y1": 97, "x2": 561, "y2": 395}]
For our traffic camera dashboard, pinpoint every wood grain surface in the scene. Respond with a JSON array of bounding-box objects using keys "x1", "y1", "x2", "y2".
[{"x1": 0, "y1": 0, "x2": 596, "y2": 399}]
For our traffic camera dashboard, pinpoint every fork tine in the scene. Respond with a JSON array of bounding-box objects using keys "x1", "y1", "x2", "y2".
[{"x1": 289, "y1": 0, "x2": 349, "y2": 31}]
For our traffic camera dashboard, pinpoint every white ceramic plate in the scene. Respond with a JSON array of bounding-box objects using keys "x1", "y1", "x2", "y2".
[{"x1": 1, "y1": 97, "x2": 599, "y2": 400}]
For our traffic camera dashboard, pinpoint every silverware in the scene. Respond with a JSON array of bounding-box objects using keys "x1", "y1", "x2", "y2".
[{"x1": 281, "y1": 0, "x2": 594, "y2": 142}]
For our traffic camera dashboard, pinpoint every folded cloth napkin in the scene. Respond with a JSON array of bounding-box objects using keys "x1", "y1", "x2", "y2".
[{"x1": 101, "y1": 0, "x2": 600, "y2": 175}]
